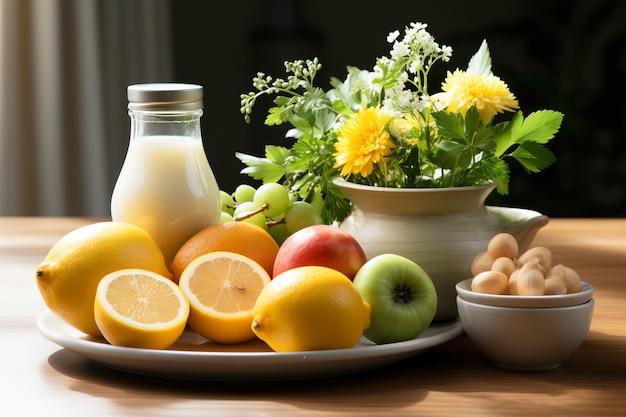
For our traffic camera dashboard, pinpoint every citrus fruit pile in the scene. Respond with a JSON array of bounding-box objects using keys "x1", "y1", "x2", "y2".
[
  {"x1": 36, "y1": 221, "x2": 173, "y2": 337},
  {"x1": 36, "y1": 221, "x2": 279, "y2": 349},
  {"x1": 36, "y1": 216, "x2": 436, "y2": 352}
]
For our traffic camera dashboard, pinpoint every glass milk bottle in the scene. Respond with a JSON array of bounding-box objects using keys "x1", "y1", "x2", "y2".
[{"x1": 111, "y1": 83, "x2": 220, "y2": 266}]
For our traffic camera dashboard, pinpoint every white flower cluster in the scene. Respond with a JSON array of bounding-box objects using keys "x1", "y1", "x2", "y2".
[
  {"x1": 391, "y1": 22, "x2": 452, "y2": 70},
  {"x1": 376, "y1": 22, "x2": 452, "y2": 117},
  {"x1": 382, "y1": 84, "x2": 433, "y2": 116}
]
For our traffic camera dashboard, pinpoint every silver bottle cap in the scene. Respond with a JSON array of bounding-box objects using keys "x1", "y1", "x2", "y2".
[{"x1": 127, "y1": 83, "x2": 203, "y2": 111}]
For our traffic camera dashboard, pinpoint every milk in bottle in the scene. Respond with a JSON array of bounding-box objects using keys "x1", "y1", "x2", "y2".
[{"x1": 111, "y1": 83, "x2": 220, "y2": 266}]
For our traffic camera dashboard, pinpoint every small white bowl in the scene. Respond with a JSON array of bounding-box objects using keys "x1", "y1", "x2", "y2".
[
  {"x1": 455, "y1": 279, "x2": 594, "y2": 308},
  {"x1": 456, "y1": 283, "x2": 594, "y2": 371}
]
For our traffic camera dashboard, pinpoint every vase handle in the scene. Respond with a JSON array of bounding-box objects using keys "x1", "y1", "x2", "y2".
[{"x1": 487, "y1": 206, "x2": 550, "y2": 253}]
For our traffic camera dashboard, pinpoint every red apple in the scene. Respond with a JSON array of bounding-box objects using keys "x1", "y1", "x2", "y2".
[{"x1": 272, "y1": 225, "x2": 367, "y2": 280}]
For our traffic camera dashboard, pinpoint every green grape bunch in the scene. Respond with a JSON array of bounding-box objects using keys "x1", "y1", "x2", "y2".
[{"x1": 219, "y1": 183, "x2": 323, "y2": 245}]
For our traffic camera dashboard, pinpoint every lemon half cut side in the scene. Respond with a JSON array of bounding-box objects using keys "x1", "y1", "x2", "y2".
[
  {"x1": 178, "y1": 251, "x2": 272, "y2": 344},
  {"x1": 94, "y1": 269, "x2": 189, "y2": 350}
]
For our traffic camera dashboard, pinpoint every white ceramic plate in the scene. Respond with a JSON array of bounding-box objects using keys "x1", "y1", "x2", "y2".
[{"x1": 38, "y1": 310, "x2": 463, "y2": 381}]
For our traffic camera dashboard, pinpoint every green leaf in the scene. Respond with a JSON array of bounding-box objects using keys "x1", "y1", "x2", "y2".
[
  {"x1": 494, "y1": 111, "x2": 523, "y2": 157},
  {"x1": 288, "y1": 115, "x2": 314, "y2": 134},
  {"x1": 467, "y1": 40, "x2": 492, "y2": 76},
  {"x1": 375, "y1": 56, "x2": 410, "y2": 90},
  {"x1": 235, "y1": 152, "x2": 286, "y2": 183},
  {"x1": 432, "y1": 110, "x2": 466, "y2": 140},
  {"x1": 320, "y1": 181, "x2": 352, "y2": 224},
  {"x1": 511, "y1": 110, "x2": 564, "y2": 144},
  {"x1": 264, "y1": 145, "x2": 290, "y2": 164},
  {"x1": 311, "y1": 108, "x2": 337, "y2": 133},
  {"x1": 433, "y1": 141, "x2": 472, "y2": 170},
  {"x1": 331, "y1": 99, "x2": 351, "y2": 115},
  {"x1": 330, "y1": 66, "x2": 379, "y2": 109},
  {"x1": 265, "y1": 106, "x2": 289, "y2": 126},
  {"x1": 463, "y1": 156, "x2": 510, "y2": 194},
  {"x1": 510, "y1": 142, "x2": 557, "y2": 173},
  {"x1": 473, "y1": 125, "x2": 497, "y2": 152},
  {"x1": 273, "y1": 96, "x2": 292, "y2": 106},
  {"x1": 488, "y1": 157, "x2": 511, "y2": 194},
  {"x1": 463, "y1": 106, "x2": 483, "y2": 145}
]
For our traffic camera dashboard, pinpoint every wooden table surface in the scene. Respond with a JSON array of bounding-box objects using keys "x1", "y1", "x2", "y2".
[{"x1": 1, "y1": 217, "x2": 625, "y2": 417}]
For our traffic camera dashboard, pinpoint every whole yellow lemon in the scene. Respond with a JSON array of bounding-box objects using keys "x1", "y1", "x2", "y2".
[
  {"x1": 36, "y1": 221, "x2": 172, "y2": 336},
  {"x1": 251, "y1": 266, "x2": 371, "y2": 352}
]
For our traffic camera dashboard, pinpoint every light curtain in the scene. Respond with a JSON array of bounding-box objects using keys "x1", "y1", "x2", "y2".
[{"x1": 0, "y1": 0, "x2": 173, "y2": 216}]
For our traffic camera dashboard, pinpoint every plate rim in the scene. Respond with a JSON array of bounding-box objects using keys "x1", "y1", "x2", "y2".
[{"x1": 37, "y1": 310, "x2": 463, "y2": 380}]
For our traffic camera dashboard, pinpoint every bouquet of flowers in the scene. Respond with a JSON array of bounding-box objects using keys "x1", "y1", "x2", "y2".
[{"x1": 238, "y1": 22, "x2": 563, "y2": 224}]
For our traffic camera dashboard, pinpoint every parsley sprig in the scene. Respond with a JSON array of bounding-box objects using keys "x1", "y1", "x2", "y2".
[{"x1": 238, "y1": 59, "x2": 351, "y2": 224}]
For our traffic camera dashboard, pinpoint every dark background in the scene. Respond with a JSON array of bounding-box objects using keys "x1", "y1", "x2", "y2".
[{"x1": 169, "y1": 0, "x2": 626, "y2": 218}]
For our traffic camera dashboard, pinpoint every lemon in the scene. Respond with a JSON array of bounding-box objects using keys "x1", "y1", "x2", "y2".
[
  {"x1": 251, "y1": 266, "x2": 371, "y2": 352},
  {"x1": 178, "y1": 251, "x2": 272, "y2": 344},
  {"x1": 36, "y1": 221, "x2": 172, "y2": 336},
  {"x1": 94, "y1": 269, "x2": 189, "y2": 349}
]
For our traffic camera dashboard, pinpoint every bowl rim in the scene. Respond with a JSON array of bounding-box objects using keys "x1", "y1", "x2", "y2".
[
  {"x1": 456, "y1": 295, "x2": 595, "y2": 312},
  {"x1": 455, "y1": 279, "x2": 594, "y2": 308}
]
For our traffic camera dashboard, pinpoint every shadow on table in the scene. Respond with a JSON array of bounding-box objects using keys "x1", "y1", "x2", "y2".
[{"x1": 44, "y1": 329, "x2": 625, "y2": 413}]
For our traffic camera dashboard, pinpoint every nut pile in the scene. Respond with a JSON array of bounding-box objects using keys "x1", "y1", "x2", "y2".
[{"x1": 470, "y1": 233, "x2": 582, "y2": 296}]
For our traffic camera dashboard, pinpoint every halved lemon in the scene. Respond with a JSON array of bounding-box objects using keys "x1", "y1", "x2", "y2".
[
  {"x1": 94, "y1": 269, "x2": 189, "y2": 349},
  {"x1": 178, "y1": 251, "x2": 272, "y2": 344}
]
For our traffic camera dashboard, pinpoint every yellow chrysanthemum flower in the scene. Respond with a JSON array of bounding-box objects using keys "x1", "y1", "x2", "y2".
[
  {"x1": 435, "y1": 69, "x2": 519, "y2": 123},
  {"x1": 388, "y1": 113, "x2": 424, "y2": 146},
  {"x1": 333, "y1": 107, "x2": 395, "y2": 177}
]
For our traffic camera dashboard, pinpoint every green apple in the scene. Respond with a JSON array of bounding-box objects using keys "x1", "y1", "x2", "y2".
[{"x1": 352, "y1": 254, "x2": 437, "y2": 344}]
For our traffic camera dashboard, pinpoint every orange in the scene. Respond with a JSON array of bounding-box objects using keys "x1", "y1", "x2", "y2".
[
  {"x1": 251, "y1": 266, "x2": 371, "y2": 352},
  {"x1": 171, "y1": 221, "x2": 279, "y2": 283},
  {"x1": 178, "y1": 251, "x2": 272, "y2": 344},
  {"x1": 94, "y1": 269, "x2": 189, "y2": 349}
]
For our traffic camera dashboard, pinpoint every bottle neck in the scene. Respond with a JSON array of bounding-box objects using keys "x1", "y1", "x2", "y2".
[{"x1": 129, "y1": 109, "x2": 203, "y2": 141}]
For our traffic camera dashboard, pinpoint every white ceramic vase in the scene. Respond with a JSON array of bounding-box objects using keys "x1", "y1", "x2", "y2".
[{"x1": 334, "y1": 178, "x2": 549, "y2": 321}]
